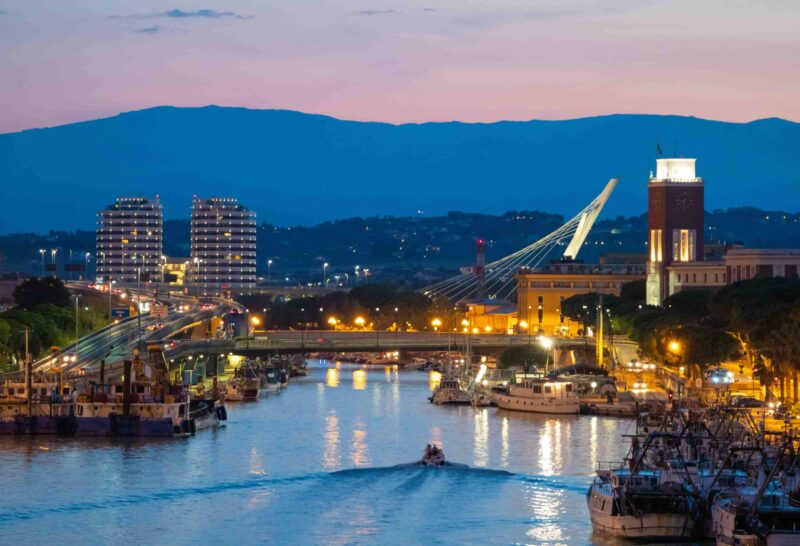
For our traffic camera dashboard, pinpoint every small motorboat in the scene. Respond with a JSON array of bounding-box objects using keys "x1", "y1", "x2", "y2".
[{"x1": 420, "y1": 444, "x2": 446, "y2": 466}]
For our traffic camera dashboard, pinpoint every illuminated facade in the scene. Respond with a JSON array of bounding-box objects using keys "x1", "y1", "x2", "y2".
[
  {"x1": 646, "y1": 158, "x2": 705, "y2": 305},
  {"x1": 96, "y1": 196, "x2": 163, "y2": 283},
  {"x1": 517, "y1": 262, "x2": 645, "y2": 336},
  {"x1": 190, "y1": 197, "x2": 257, "y2": 288}
]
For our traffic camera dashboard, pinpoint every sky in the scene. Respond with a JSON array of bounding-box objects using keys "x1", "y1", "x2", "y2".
[{"x1": 1, "y1": 1, "x2": 799, "y2": 133}]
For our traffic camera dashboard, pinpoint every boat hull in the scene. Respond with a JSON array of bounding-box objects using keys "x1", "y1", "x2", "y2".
[
  {"x1": 494, "y1": 393, "x2": 580, "y2": 414},
  {"x1": 589, "y1": 506, "x2": 695, "y2": 540}
]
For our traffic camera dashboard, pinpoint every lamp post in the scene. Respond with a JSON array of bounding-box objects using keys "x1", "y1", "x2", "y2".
[
  {"x1": 355, "y1": 265, "x2": 360, "y2": 284},
  {"x1": 394, "y1": 307, "x2": 399, "y2": 344},
  {"x1": 374, "y1": 307, "x2": 380, "y2": 349},
  {"x1": 540, "y1": 336, "x2": 553, "y2": 373},
  {"x1": 323, "y1": 262, "x2": 329, "y2": 288},
  {"x1": 85, "y1": 252, "x2": 91, "y2": 281},
  {"x1": 519, "y1": 320, "x2": 530, "y2": 345},
  {"x1": 51, "y1": 249, "x2": 57, "y2": 277},
  {"x1": 73, "y1": 294, "x2": 81, "y2": 363},
  {"x1": 267, "y1": 259, "x2": 273, "y2": 286},
  {"x1": 39, "y1": 249, "x2": 45, "y2": 278}
]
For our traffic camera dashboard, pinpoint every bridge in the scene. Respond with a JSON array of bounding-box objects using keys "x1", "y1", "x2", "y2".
[{"x1": 157, "y1": 331, "x2": 585, "y2": 360}]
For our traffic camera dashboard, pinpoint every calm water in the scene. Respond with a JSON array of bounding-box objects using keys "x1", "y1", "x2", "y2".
[{"x1": 0, "y1": 361, "x2": 638, "y2": 545}]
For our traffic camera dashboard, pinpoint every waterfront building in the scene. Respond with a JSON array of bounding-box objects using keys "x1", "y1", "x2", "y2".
[
  {"x1": 96, "y1": 196, "x2": 163, "y2": 283},
  {"x1": 643, "y1": 157, "x2": 800, "y2": 302},
  {"x1": 516, "y1": 261, "x2": 645, "y2": 336},
  {"x1": 190, "y1": 197, "x2": 257, "y2": 289},
  {"x1": 667, "y1": 248, "x2": 800, "y2": 295},
  {"x1": 645, "y1": 158, "x2": 705, "y2": 305}
]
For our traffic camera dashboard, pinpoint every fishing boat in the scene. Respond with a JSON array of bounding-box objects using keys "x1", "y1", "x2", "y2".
[
  {"x1": 430, "y1": 376, "x2": 471, "y2": 405},
  {"x1": 188, "y1": 398, "x2": 227, "y2": 431},
  {"x1": 225, "y1": 377, "x2": 260, "y2": 401},
  {"x1": 259, "y1": 366, "x2": 280, "y2": 393},
  {"x1": 493, "y1": 378, "x2": 580, "y2": 414},
  {"x1": 0, "y1": 380, "x2": 77, "y2": 435},
  {"x1": 587, "y1": 466, "x2": 697, "y2": 539},
  {"x1": 712, "y1": 486, "x2": 800, "y2": 546},
  {"x1": 74, "y1": 380, "x2": 195, "y2": 437}
]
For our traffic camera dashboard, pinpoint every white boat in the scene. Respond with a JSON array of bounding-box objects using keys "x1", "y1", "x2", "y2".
[
  {"x1": 712, "y1": 486, "x2": 800, "y2": 546},
  {"x1": 420, "y1": 444, "x2": 446, "y2": 466},
  {"x1": 493, "y1": 378, "x2": 580, "y2": 414},
  {"x1": 587, "y1": 467, "x2": 697, "y2": 540}
]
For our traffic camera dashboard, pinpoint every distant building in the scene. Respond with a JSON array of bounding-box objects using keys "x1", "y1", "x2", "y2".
[
  {"x1": 645, "y1": 158, "x2": 800, "y2": 303},
  {"x1": 96, "y1": 196, "x2": 163, "y2": 283},
  {"x1": 517, "y1": 261, "x2": 645, "y2": 336},
  {"x1": 190, "y1": 197, "x2": 257, "y2": 289},
  {"x1": 462, "y1": 298, "x2": 518, "y2": 335},
  {"x1": 668, "y1": 248, "x2": 800, "y2": 295},
  {"x1": 645, "y1": 158, "x2": 705, "y2": 305}
]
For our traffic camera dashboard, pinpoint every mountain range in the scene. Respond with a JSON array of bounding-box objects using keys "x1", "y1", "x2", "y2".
[{"x1": 0, "y1": 106, "x2": 798, "y2": 233}]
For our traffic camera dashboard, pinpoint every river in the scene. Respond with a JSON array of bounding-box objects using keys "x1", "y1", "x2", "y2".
[{"x1": 0, "y1": 361, "x2": 640, "y2": 545}]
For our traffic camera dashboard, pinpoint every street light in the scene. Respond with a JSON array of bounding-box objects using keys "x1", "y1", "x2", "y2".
[
  {"x1": 355, "y1": 316, "x2": 366, "y2": 329},
  {"x1": 39, "y1": 249, "x2": 45, "y2": 277},
  {"x1": 328, "y1": 316, "x2": 337, "y2": 329},
  {"x1": 432, "y1": 318, "x2": 442, "y2": 332},
  {"x1": 51, "y1": 249, "x2": 57, "y2": 277},
  {"x1": 519, "y1": 320, "x2": 530, "y2": 344},
  {"x1": 323, "y1": 262, "x2": 329, "y2": 287},
  {"x1": 461, "y1": 318, "x2": 469, "y2": 333},
  {"x1": 85, "y1": 252, "x2": 91, "y2": 280},
  {"x1": 669, "y1": 340, "x2": 681, "y2": 353},
  {"x1": 267, "y1": 259, "x2": 273, "y2": 286},
  {"x1": 540, "y1": 336, "x2": 553, "y2": 372}
]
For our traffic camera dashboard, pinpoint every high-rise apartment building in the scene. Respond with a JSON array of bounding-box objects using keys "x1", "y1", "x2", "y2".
[
  {"x1": 96, "y1": 196, "x2": 163, "y2": 283},
  {"x1": 190, "y1": 197, "x2": 257, "y2": 288}
]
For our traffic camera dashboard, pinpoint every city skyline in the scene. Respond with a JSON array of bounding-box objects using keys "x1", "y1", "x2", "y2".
[{"x1": 1, "y1": 1, "x2": 800, "y2": 134}]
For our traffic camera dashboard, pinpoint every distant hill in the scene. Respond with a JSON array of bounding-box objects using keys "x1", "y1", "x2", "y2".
[
  {"x1": 2, "y1": 207, "x2": 798, "y2": 281},
  {"x1": 0, "y1": 106, "x2": 798, "y2": 233}
]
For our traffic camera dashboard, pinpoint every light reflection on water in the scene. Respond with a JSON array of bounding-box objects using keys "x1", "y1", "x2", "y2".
[{"x1": 0, "y1": 361, "x2": 632, "y2": 545}]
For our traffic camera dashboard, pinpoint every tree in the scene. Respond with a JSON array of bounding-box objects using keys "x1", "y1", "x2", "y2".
[
  {"x1": 498, "y1": 345, "x2": 548, "y2": 372},
  {"x1": 13, "y1": 277, "x2": 71, "y2": 309}
]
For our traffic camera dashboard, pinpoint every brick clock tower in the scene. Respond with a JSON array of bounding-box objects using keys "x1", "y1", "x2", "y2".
[{"x1": 646, "y1": 158, "x2": 705, "y2": 305}]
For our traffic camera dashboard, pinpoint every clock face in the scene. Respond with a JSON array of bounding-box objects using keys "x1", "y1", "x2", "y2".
[{"x1": 674, "y1": 191, "x2": 693, "y2": 211}]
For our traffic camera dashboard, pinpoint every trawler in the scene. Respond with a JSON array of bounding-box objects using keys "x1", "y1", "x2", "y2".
[
  {"x1": 587, "y1": 432, "x2": 699, "y2": 539},
  {"x1": 430, "y1": 376, "x2": 471, "y2": 405},
  {"x1": 493, "y1": 378, "x2": 580, "y2": 414},
  {"x1": 0, "y1": 379, "x2": 77, "y2": 434},
  {"x1": 224, "y1": 377, "x2": 260, "y2": 401},
  {"x1": 712, "y1": 486, "x2": 800, "y2": 546}
]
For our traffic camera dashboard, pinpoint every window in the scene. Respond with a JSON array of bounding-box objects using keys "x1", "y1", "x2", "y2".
[
  {"x1": 650, "y1": 229, "x2": 663, "y2": 262},
  {"x1": 533, "y1": 386, "x2": 542, "y2": 394},
  {"x1": 673, "y1": 229, "x2": 696, "y2": 262},
  {"x1": 544, "y1": 386, "x2": 552, "y2": 394}
]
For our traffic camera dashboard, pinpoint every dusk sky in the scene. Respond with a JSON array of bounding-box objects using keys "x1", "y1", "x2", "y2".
[{"x1": 1, "y1": 1, "x2": 799, "y2": 133}]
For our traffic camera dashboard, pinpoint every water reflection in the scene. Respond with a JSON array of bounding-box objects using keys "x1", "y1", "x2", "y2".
[
  {"x1": 539, "y1": 420, "x2": 555, "y2": 475},
  {"x1": 350, "y1": 427, "x2": 370, "y2": 466},
  {"x1": 501, "y1": 417, "x2": 509, "y2": 466},
  {"x1": 249, "y1": 447, "x2": 265, "y2": 475},
  {"x1": 352, "y1": 369, "x2": 367, "y2": 390},
  {"x1": 325, "y1": 368, "x2": 340, "y2": 387},
  {"x1": 323, "y1": 412, "x2": 340, "y2": 469},
  {"x1": 429, "y1": 370, "x2": 441, "y2": 391},
  {"x1": 473, "y1": 409, "x2": 489, "y2": 467}
]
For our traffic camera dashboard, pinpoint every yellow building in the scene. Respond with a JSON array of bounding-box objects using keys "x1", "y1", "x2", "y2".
[
  {"x1": 461, "y1": 299, "x2": 518, "y2": 334},
  {"x1": 516, "y1": 261, "x2": 645, "y2": 336}
]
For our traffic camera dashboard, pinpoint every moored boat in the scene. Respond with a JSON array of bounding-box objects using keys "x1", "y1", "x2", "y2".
[{"x1": 493, "y1": 378, "x2": 579, "y2": 414}]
